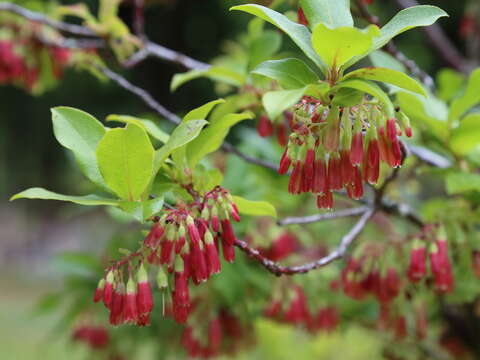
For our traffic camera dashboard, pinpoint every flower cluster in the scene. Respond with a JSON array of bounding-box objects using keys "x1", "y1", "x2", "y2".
[
  {"x1": 181, "y1": 309, "x2": 244, "y2": 358},
  {"x1": 72, "y1": 325, "x2": 110, "y2": 349},
  {"x1": 407, "y1": 225, "x2": 454, "y2": 293},
  {"x1": 278, "y1": 97, "x2": 411, "y2": 209},
  {"x1": 93, "y1": 186, "x2": 240, "y2": 326},
  {"x1": 265, "y1": 286, "x2": 338, "y2": 333},
  {"x1": 0, "y1": 16, "x2": 72, "y2": 92}
]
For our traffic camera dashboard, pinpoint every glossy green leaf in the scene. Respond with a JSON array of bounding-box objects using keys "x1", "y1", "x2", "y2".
[
  {"x1": 446, "y1": 172, "x2": 480, "y2": 194},
  {"x1": 230, "y1": 4, "x2": 327, "y2": 73},
  {"x1": 344, "y1": 67, "x2": 425, "y2": 96},
  {"x1": 373, "y1": 6, "x2": 448, "y2": 50},
  {"x1": 153, "y1": 119, "x2": 209, "y2": 174},
  {"x1": 184, "y1": 99, "x2": 225, "y2": 122},
  {"x1": 252, "y1": 58, "x2": 319, "y2": 89},
  {"x1": 449, "y1": 68, "x2": 480, "y2": 122},
  {"x1": 187, "y1": 112, "x2": 253, "y2": 168},
  {"x1": 248, "y1": 30, "x2": 282, "y2": 70},
  {"x1": 106, "y1": 114, "x2": 169, "y2": 143},
  {"x1": 299, "y1": 0, "x2": 353, "y2": 28},
  {"x1": 232, "y1": 195, "x2": 277, "y2": 218},
  {"x1": 10, "y1": 187, "x2": 120, "y2": 206},
  {"x1": 450, "y1": 114, "x2": 480, "y2": 155},
  {"x1": 332, "y1": 88, "x2": 364, "y2": 107},
  {"x1": 311, "y1": 23, "x2": 380, "y2": 69},
  {"x1": 119, "y1": 196, "x2": 164, "y2": 222},
  {"x1": 334, "y1": 79, "x2": 395, "y2": 117},
  {"x1": 96, "y1": 123, "x2": 154, "y2": 201},
  {"x1": 170, "y1": 66, "x2": 245, "y2": 91},
  {"x1": 263, "y1": 87, "x2": 307, "y2": 120},
  {"x1": 437, "y1": 68, "x2": 465, "y2": 102},
  {"x1": 51, "y1": 106, "x2": 107, "y2": 189},
  {"x1": 369, "y1": 50, "x2": 406, "y2": 73}
]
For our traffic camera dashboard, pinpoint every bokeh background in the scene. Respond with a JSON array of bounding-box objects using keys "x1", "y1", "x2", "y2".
[{"x1": 0, "y1": 0, "x2": 477, "y2": 359}]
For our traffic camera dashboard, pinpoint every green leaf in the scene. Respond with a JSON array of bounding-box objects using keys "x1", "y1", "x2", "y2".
[
  {"x1": 449, "y1": 68, "x2": 480, "y2": 122},
  {"x1": 10, "y1": 187, "x2": 120, "y2": 206},
  {"x1": 263, "y1": 87, "x2": 308, "y2": 120},
  {"x1": 187, "y1": 112, "x2": 253, "y2": 168},
  {"x1": 184, "y1": 99, "x2": 225, "y2": 122},
  {"x1": 450, "y1": 114, "x2": 480, "y2": 156},
  {"x1": 369, "y1": 50, "x2": 406, "y2": 73},
  {"x1": 106, "y1": 114, "x2": 169, "y2": 143},
  {"x1": 96, "y1": 123, "x2": 154, "y2": 201},
  {"x1": 54, "y1": 252, "x2": 100, "y2": 276},
  {"x1": 170, "y1": 66, "x2": 245, "y2": 91},
  {"x1": 311, "y1": 23, "x2": 380, "y2": 70},
  {"x1": 446, "y1": 172, "x2": 480, "y2": 194},
  {"x1": 51, "y1": 107, "x2": 107, "y2": 189},
  {"x1": 232, "y1": 195, "x2": 277, "y2": 218},
  {"x1": 248, "y1": 30, "x2": 282, "y2": 70},
  {"x1": 153, "y1": 119, "x2": 209, "y2": 174},
  {"x1": 119, "y1": 196, "x2": 164, "y2": 222},
  {"x1": 437, "y1": 69, "x2": 465, "y2": 102},
  {"x1": 331, "y1": 88, "x2": 364, "y2": 107},
  {"x1": 252, "y1": 58, "x2": 319, "y2": 89},
  {"x1": 299, "y1": 0, "x2": 353, "y2": 28},
  {"x1": 373, "y1": 6, "x2": 448, "y2": 50},
  {"x1": 334, "y1": 79, "x2": 395, "y2": 117},
  {"x1": 344, "y1": 67, "x2": 425, "y2": 96},
  {"x1": 230, "y1": 4, "x2": 327, "y2": 73}
]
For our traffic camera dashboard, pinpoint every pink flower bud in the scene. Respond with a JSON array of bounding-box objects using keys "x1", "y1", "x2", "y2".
[
  {"x1": 123, "y1": 278, "x2": 138, "y2": 324},
  {"x1": 221, "y1": 219, "x2": 236, "y2": 246},
  {"x1": 350, "y1": 132, "x2": 364, "y2": 166},
  {"x1": 313, "y1": 158, "x2": 328, "y2": 194},
  {"x1": 103, "y1": 271, "x2": 115, "y2": 309},
  {"x1": 407, "y1": 243, "x2": 426, "y2": 283},
  {"x1": 136, "y1": 265, "x2": 153, "y2": 317},
  {"x1": 93, "y1": 278, "x2": 105, "y2": 303},
  {"x1": 109, "y1": 283, "x2": 125, "y2": 326}
]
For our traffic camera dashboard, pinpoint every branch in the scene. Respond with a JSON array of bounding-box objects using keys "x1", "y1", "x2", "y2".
[
  {"x1": 277, "y1": 206, "x2": 370, "y2": 226},
  {"x1": 234, "y1": 208, "x2": 375, "y2": 276},
  {"x1": 354, "y1": 0, "x2": 434, "y2": 88},
  {"x1": 392, "y1": 0, "x2": 468, "y2": 72},
  {"x1": 0, "y1": 2, "x2": 97, "y2": 37}
]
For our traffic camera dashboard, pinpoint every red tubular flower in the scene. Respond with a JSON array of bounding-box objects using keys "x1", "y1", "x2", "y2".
[
  {"x1": 257, "y1": 114, "x2": 274, "y2": 137},
  {"x1": 288, "y1": 161, "x2": 303, "y2": 194},
  {"x1": 172, "y1": 258, "x2": 190, "y2": 323},
  {"x1": 136, "y1": 265, "x2": 153, "y2": 320},
  {"x1": 211, "y1": 209, "x2": 220, "y2": 233},
  {"x1": 279, "y1": 148, "x2": 291, "y2": 174},
  {"x1": 316, "y1": 191, "x2": 333, "y2": 209},
  {"x1": 222, "y1": 236, "x2": 236, "y2": 263},
  {"x1": 284, "y1": 287, "x2": 310, "y2": 324},
  {"x1": 93, "y1": 278, "x2": 105, "y2": 303},
  {"x1": 109, "y1": 283, "x2": 125, "y2": 326},
  {"x1": 208, "y1": 318, "x2": 223, "y2": 355},
  {"x1": 103, "y1": 271, "x2": 115, "y2": 309},
  {"x1": 350, "y1": 132, "x2": 363, "y2": 166},
  {"x1": 304, "y1": 148, "x2": 315, "y2": 183},
  {"x1": 430, "y1": 238, "x2": 454, "y2": 294},
  {"x1": 394, "y1": 316, "x2": 407, "y2": 340},
  {"x1": 313, "y1": 158, "x2": 328, "y2": 194},
  {"x1": 261, "y1": 231, "x2": 299, "y2": 261},
  {"x1": 315, "y1": 306, "x2": 338, "y2": 333},
  {"x1": 144, "y1": 222, "x2": 164, "y2": 248},
  {"x1": 340, "y1": 149, "x2": 355, "y2": 185},
  {"x1": 175, "y1": 225, "x2": 186, "y2": 254},
  {"x1": 407, "y1": 242, "x2": 426, "y2": 283},
  {"x1": 276, "y1": 123, "x2": 288, "y2": 146},
  {"x1": 123, "y1": 278, "x2": 139, "y2": 324},
  {"x1": 204, "y1": 231, "x2": 221, "y2": 275},
  {"x1": 160, "y1": 238, "x2": 174, "y2": 265},
  {"x1": 264, "y1": 300, "x2": 282, "y2": 318},
  {"x1": 221, "y1": 219, "x2": 236, "y2": 246},
  {"x1": 327, "y1": 154, "x2": 342, "y2": 191},
  {"x1": 230, "y1": 203, "x2": 241, "y2": 223},
  {"x1": 297, "y1": 7, "x2": 309, "y2": 26},
  {"x1": 386, "y1": 118, "x2": 397, "y2": 142},
  {"x1": 192, "y1": 242, "x2": 209, "y2": 285},
  {"x1": 365, "y1": 138, "x2": 380, "y2": 184}
]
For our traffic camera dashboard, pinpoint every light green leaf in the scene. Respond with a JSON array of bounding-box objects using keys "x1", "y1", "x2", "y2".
[
  {"x1": 334, "y1": 79, "x2": 395, "y2": 117},
  {"x1": 450, "y1": 114, "x2": 480, "y2": 156},
  {"x1": 311, "y1": 23, "x2": 380, "y2": 70},
  {"x1": 344, "y1": 67, "x2": 425, "y2": 96},
  {"x1": 187, "y1": 112, "x2": 253, "y2": 168},
  {"x1": 230, "y1": 4, "x2": 327, "y2": 73},
  {"x1": 437, "y1": 69, "x2": 465, "y2": 102},
  {"x1": 252, "y1": 58, "x2": 319, "y2": 89},
  {"x1": 332, "y1": 88, "x2": 364, "y2": 107},
  {"x1": 96, "y1": 123, "x2": 154, "y2": 201},
  {"x1": 119, "y1": 196, "x2": 164, "y2": 222},
  {"x1": 248, "y1": 30, "x2": 282, "y2": 70},
  {"x1": 396, "y1": 91, "x2": 449, "y2": 139},
  {"x1": 232, "y1": 195, "x2": 277, "y2": 218},
  {"x1": 106, "y1": 114, "x2": 169, "y2": 143},
  {"x1": 51, "y1": 107, "x2": 107, "y2": 189},
  {"x1": 446, "y1": 172, "x2": 480, "y2": 194},
  {"x1": 299, "y1": 0, "x2": 353, "y2": 28},
  {"x1": 10, "y1": 187, "x2": 120, "y2": 206},
  {"x1": 263, "y1": 87, "x2": 307, "y2": 120},
  {"x1": 373, "y1": 6, "x2": 448, "y2": 50},
  {"x1": 369, "y1": 50, "x2": 406, "y2": 73},
  {"x1": 449, "y1": 68, "x2": 480, "y2": 122},
  {"x1": 184, "y1": 99, "x2": 225, "y2": 122},
  {"x1": 170, "y1": 66, "x2": 245, "y2": 91},
  {"x1": 153, "y1": 119, "x2": 209, "y2": 174}
]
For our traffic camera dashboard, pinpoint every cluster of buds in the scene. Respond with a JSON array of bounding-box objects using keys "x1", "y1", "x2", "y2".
[
  {"x1": 181, "y1": 309, "x2": 244, "y2": 359},
  {"x1": 258, "y1": 231, "x2": 300, "y2": 262},
  {"x1": 0, "y1": 16, "x2": 72, "y2": 92},
  {"x1": 256, "y1": 112, "x2": 292, "y2": 147},
  {"x1": 406, "y1": 224, "x2": 454, "y2": 293},
  {"x1": 278, "y1": 98, "x2": 410, "y2": 208},
  {"x1": 265, "y1": 286, "x2": 339, "y2": 333},
  {"x1": 72, "y1": 325, "x2": 110, "y2": 349},
  {"x1": 93, "y1": 186, "x2": 240, "y2": 326},
  {"x1": 94, "y1": 264, "x2": 154, "y2": 326},
  {"x1": 340, "y1": 253, "x2": 401, "y2": 304}
]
